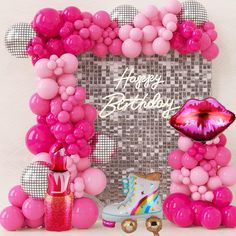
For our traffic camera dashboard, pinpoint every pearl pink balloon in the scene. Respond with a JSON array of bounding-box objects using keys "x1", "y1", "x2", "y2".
[
  {"x1": 0, "y1": 206, "x2": 24, "y2": 231},
  {"x1": 204, "y1": 145, "x2": 217, "y2": 160},
  {"x1": 178, "y1": 136, "x2": 193, "y2": 152},
  {"x1": 168, "y1": 149, "x2": 184, "y2": 169},
  {"x1": 173, "y1": 206, "x2": 194, "y2": 227},
  {"x1": 213, "y1": 187, "x2": 233, "y2": 207},
  {"x1": 143, "y1": 5, "x2": 158, "y2": 20},
  {"x1": 152, "y1": 37, "x2": 170, "y2": 55},
  {"x1": 89, "y1": 25, "x2": 103, "y2": 40},
  {"x1": 37, "y1": 79, "x2": 59, "y2": 100},
  {"x1": 60, "y1": 53, "x2": 79, "y2": 73},
  {"x1": 204, "y1": 191, "x2": 214, "y2": 202},
  {"x1": 171, "y1": 170, "x2": 182, "y2": 184},
  {"x1": 72, "y1": 197, "x2": 98, "y2": 229},
  {"x1": 8, "y1": 185, "x2": 28, "y2": 208},
  {"x1": 119, "y1": 25, "x2": 133, "y2": 41},
  {"x1": 22, "y1": 198, "x2": 44, "y2": 220},
  {"x1": 122, "y1": 39, "x2": 142, "y2": 58},
  {"x1": 70, "y1": 106, "x2": 85, "y2": 123},
  {"x1": 181, "y1": 153, "x2": 198, "y2": 169},
  {"x1": 34, "y1": 58, "x2": 53, "y2": 78},
  {"x1": 33, "y1": 8, "x2": 62, "y2": 38},
  {"x1": 29, "y1": 93, "x2": 50, "y2": 116},
  {"x1": 163, "y1": 193, "x2": 191, "y2": 222},
  {"x1": 133, "y1": 13, "x2": 150, "y2": 29},
  {"x1": 77, "y1": 157, "x2": 91, "y2": 171},
  {"x1": 33, "y1": 152, "x2": 52, "y2": 165},
  {"x1": 170, "y1": 183, "x2": 191, "y2": 196},
  {"x1": 25, "y1": 124, "x2": 56, "y2": 154},
  {"x1": 58, "y1": 74, "x2": 77, "y2": 87},
  {"x1": 162, "y1": 13, "x2": 178, "y2": 27},
  {"x1": 221, "y1": 206, "x2": 236, "y2": 228},
  {"x1": 129, "y1": 28, "x2": 143, "y2": 41},
  {"x1": 82, "y1": 168, "x2": 107, "y2": 195},
  {"x1": 190, "y1": 167, "x2": 209, "y2": 186},
  {"x1": 215, "y1": 147, "x2": 231, "y2": 166},
  {"x1": 191, "y1": 200, "x2": 209, "y2": 226},
  {"x1": 165, "y1": 0, "x2": 182, "y2": 14},
  {"x1": 218, "y1": 166, "x2": 236, "y2": 186},
  {"x1": 83, "y1": 104, "x2": 97, "y2": 123},
  {"x1": 93, "y1": 11, "x2": 111, "y2": 29},
  {"x1": 201, "y1": 207, "x2": 222, "y2": 229},
  {"x1": 109, "y1": 38, "x2": 122, "y2": 56},
  {"x1": 142, "y1": 42, "x2": 155, "y2": 56},
  {"x1": 142, "y1": 25, "x2": 157, "y2": 42},
  {"x1": 207, "y1": 176, "x2": 222, "y2": 190},
  {"x1": 202, "y1": 43, "x2": 219, "y2": 61},
  {"x1": 25, "y1": 217, "x2": 44, "y2": 228},
  {"x1": 93, "y1": 43, "x2": 108, "y2": 58}
]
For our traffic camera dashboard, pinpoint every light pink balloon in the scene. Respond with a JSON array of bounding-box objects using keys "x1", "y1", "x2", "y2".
[
  {"x1": 33, "y1": 152, "x2": 52, "y2": 165},
  {"x1": 122, "y1": 39, "x2": 142, "y2": 58},
  {"x1": 142, "y1": 25, "x2": 157, "y2": 42},
  {"x1": 153, "y1": 37, "x2": 170, "y2": 55},
  {"x1": 133, "y1": 13, "x2": 150, "y2": 29},
  {"x1": 218, "y1": 166, "x2": 236, "y2": 186},
  {"x1": 170, "y1": 183, "x2": 191, "y2": 196},
  {"x1": 207, "y1": 176, "x2": 222, "y2": 190},
  {"x1": 119, "y1": 25, "x2": 133, "y2": 41},
  {"x1": 178, "y1": 136, "x2": 193, "y2": 152},
  {"x1": 171, "y1": 170, "x2": 182, "y2": 184},
  {"x1": 129, "y1": 28, "x2": 143, "y2": 41},
  {"x1": 58, "y1": 74, "x2": 77, "y2": 87},
  {"x1": 165, "y1": 0, "x2": 182, "y2": 14},
  {"x1": 142, "y1": 42, "x2": 155, "y2": 56},
  {"x1": 143, "y1": 5, "x2": 159, "y2": 20},
  {"x1": 34, "y1": 58, "x2": 53, "y2": 78},
  {"x1": 190, "y1": 167, "x2": 209, "y2": 186},
  {"x1": 82, "y1": 168, "x2": 107, "y2": 195},
  {"x1": 37, "y1": 79, "x2": 59, "y2": 100},
  {"x1": 162, "y1": 13, "x2": 178, "y2": 27},
  {"x1": 215, "y1": 147, "x2": 231, "y2": 166},
  {"x1": 77, "y1": 157, "x2": 91, "y2": 171},
  {"x1": 60, "y1": 53, "x2": 79, "y2": 73}
]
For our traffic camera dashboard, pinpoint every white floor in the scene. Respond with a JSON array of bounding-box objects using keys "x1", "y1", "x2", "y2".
[{"x1": 0, "y1": 220, "x2": 236, "y2": 236}]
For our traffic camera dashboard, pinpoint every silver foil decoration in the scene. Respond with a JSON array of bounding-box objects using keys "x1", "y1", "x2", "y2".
[
  {"x1": 5, "y1": 22, "x2": 35, "y2": 58},
  {"x1": 111, "y1": 5, "x2": 139, "y2": 26},
  {"x1": 179, "y1": 0, "x2": 208, "y2": 26},
  {"x1": 21, "y1": 162, "x2": 49, "y2": 199}
]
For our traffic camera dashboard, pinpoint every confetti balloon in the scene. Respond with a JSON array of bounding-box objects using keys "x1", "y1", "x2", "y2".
[{"x1": 170, "y1": 98, "x2": 235, "y2": 141}]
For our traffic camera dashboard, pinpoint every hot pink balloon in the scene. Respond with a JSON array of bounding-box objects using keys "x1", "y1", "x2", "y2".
[
  {"x1": 221, "y1": 206, "x2": 236, "y2": 228},
  {"x1": 83, "y1": 104, "x2": 97, "y2": 123},
  {"x1": 213, "y1": 187, "x2": 233, "y2": 208},
  {"x1": 25, "y1": 217, "x2": 44, "y2": 228},
  {"x1": 181, "y1": 153, "x2": 198, "y2": 169},
  {"x1": 22, "y1": 198, "x2": 44, "y2": 220},
  {"x1": 201, "y1": 207, "x2": 222, "y2": 229},
  {"x1": 173, "y1": 206, "x2": 194, "y2": 227},
  {"x1": 93, "y1": 11, "x2": 111, "y2": 29},
  {"x1": 191, "y1": 200, "x2": 210, "y2": 226},
  {"x1": 215, "y1": 147, "x2": 231, "y2": 166},
  {"x1": 202, "y1": 43, "x2": 219, "y2": 61}
]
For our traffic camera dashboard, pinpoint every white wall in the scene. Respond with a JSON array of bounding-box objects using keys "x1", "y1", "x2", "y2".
[{"x1": 0, "y1": 0, "x2": 236, "y2": 210}]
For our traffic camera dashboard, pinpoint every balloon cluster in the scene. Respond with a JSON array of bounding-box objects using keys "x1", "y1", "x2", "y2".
[
  {"x1": 66, "y1": 154, "x2": 107, "y2": 198},
  {"x1": 119, "y1": 1, "x2": 182, "y2": 58},
  {"x1": 171, "y1": 20, "x2": 219, "y2": 60},
  {"x1": 27, "y1": 7, "x2": 122, "y2": 64},
  {"x1": 0, "y1": 185, "x2": 99, "y2": 231},
  {"x1": 26, "y1": 53, "x2": 96, "y2": 158}
]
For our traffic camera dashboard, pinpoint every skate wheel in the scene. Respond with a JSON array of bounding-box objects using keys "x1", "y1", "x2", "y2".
[
  {"x1": 102, "y1": 219, "x2": 116, "y2": 228},
  {"x1": 145, "y1": 216, "x2": 162, "y2": 236},
  {"x1": 121, "y1": 219, "x2": 137, "y2": 233}
]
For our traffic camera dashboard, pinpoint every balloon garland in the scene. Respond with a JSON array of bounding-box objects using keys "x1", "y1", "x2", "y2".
[{"x1": 164, "y1": 98, "x2": 236, "y2": 229}]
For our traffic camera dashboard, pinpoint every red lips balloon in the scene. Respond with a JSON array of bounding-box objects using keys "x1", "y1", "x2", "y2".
[{"x1": 170, "y1": 98, "x2": 235, "y2": 142}]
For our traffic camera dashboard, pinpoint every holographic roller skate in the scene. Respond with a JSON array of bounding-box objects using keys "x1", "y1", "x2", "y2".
[{"x1": 102, "y1": 172, "x2": 162, "y2": 235}]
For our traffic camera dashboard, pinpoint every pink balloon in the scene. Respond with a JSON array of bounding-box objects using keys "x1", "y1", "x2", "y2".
[
  {"x1": 29, "y1": 93, "x2": 50, "y2": 116},
  {"x1": 202, "y1": 43, "x2": 219, "y2": 61},
  {"x1": 77, "y1": 157, "x2": 91, "y2": 171},
  {"x1": 62, "y1": 6, "x2": 81, "y2": 22},
  {"x1": 177, "y1": 136, "x2": 193, "y2": 152},
  {"x1": 168, "y1": 149, "x2": 184, "y2": 169},
  {"x1": 190, "y1": 167, "x2": 209, "y2": 186},
  {"x1": 60, "y1": 53, "x2": 79, "y2": 73},
  {"x1": 122, "y1": 39, "x2": 142, "y2": 58},
  {"x1": 142, "y1": 25, "x2": 157, "y2": 42},
  {"x1": 165, "y1": 0, "x2": 182, "y2": 14},
  {"x1": 34, "y1": 58, "x2": 53, "y2": 78},
  {"x1": 204, "y1": 145, "x2": 217, "y2": 160},
  {"x1": 75, "y1": 87, "x2": 86, "y2": 101},
  {"x1": 25, "y1": 217, "x2": 44, "y2": 228},
  {"x1": 215, "y1": 147, "x2": 231, "y2": 166},
  {"x1": 181, "y1": 153, "x2": 198, "y2": 169},
  {"x1": 109, "y1": 39, "x2": 122, "y2": 56},
  {"x1": 119, "y1": 25, "x2": 133, "y2": 41},
  {"x1": 0, "y1": 206, "x2": 24, "y2": 231},
  {"x1": 22, "y1": 198, "x2": 44, "y2": 220},
  {"x1": 171, "y1": 170, "x2": 182, "y2": 184},
  {"x1": 25, "y1": 124, "x2": 56, "y2": 154},
  {"x1": 163, "y1": 193, "x2": 191, "y2": 222},
  {"x1": 71, "y1": 106, "x2": 85, "y2": 123},
  {"x1": 218, "y1": 166, "x2": 236, "y2": 186},
  {"x1": 93, "y1": 11, "x2": 111, "y2": 29},
  {"x1": 207, "y1": 176, "x2": 222, "y2": 190},
  {"x1": 82, "y1": 168, "x2": 107, "y2": 195},
  {"x1": 143, "y1": 5, "x2": 158, "y2": 20},
  {"x1": 8, "y1": 185, "x2": 28, "y2": 208},
  {"x1": 72, "y1": 197, "x2": 98, "y2": 229},
  {"x1": 33, "y1": 152, "x2": 52, "y2": 165},
  {"x1": 133, "y1": 13, "x2": 150, "y2": 29},
  {"x1": 162, "y1": 13, "x2": 178, "y2": 27},
  {"x1": 173, "y1": 206, "x2": 194, "y2": 227},
  {"x1": 89, "y1": 25, "x2": 103, "y2": 40},
  {"x1": 58, "y1": 74, "x2": 77, "y2": 87},
  {"x1": 199, "y1": 33, "x2": 212, "y2": 51},
  {"x1": 93, "y1": 43, "x2": 108, "y2": 58},
  {"x1": 129, "y1": 28, "x2": 143, "y2": 41},
  {"x1": 37, "y1": 79, "x2": 59, "y2": 100},
  {"x1": 152, "y1": 37, "x2": 170, "y2": 55},
  {"x1": 213, "y1": 187, "x2": 233, "y2": 208},
  {"x1": 191, "y1": 200, "x2": 209, "y2": 226},
  {"x1": 217, "y1": 134, "x2": 227, "y2": 146},
  {"x1": 142, "y1": 42, "x2": 155, "y2": 56},
  {"x1": 170, "y1": 183, "x2": 191, "y2": 196},
  {"x1": 201, "y1": 207, "x2": 222, "y2": 229},
  {"x1": 221, "y1": 206, "x2": 236, "y2": 228},
  {"x1": 83, "y1": 104, "x2": 97, "y2": 123}
]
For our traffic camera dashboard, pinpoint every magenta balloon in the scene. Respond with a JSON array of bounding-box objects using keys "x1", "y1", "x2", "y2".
[
  {"x1": 173, "y1": 206, "x2": 194, "y2": 227},
  {"x1": 213, "y1": 187, "x2": 233, "y2": 208},
  {"x1": 191, "y1": 200, "x2": 209, "y2": 225},
  {"x1": 64, "y1": 35, "x2": 84, "y2": 55},
  {"x1": 201, "y1": 207, "x2": 222, "y2": 229},
  {"x1": 170, "y1": 98, "x2": 235, "y2": 142},
  {"x1": 221, "y1": 206, "x2": 236, "y2": 228},
  {"x1": 25, "y1": 124, "x2": 56, "y2": 154},
  {"x1": 33, "y1": 8, "x2": 63, "y2": 38},
  {"x1": 72, "y1": 197, "x2": 99, "y2": 229}
]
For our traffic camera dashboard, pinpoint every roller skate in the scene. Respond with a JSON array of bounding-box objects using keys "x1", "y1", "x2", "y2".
[{"x1": 102, "y1": 172, "x2": 162, "y2": 235}]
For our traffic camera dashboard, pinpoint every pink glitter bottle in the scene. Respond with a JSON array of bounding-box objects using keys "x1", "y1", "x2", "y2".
[{"x1": 44, "y1": 145, "x2": 73, "y2": 231}]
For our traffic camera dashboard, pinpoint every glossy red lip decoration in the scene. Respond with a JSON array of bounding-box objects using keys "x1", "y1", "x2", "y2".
[{"x1": 170, "y1": 97, "x2": 235, "y2": 141}]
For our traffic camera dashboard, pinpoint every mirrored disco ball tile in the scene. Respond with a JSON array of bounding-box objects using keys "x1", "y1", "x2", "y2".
[
  {"x1": 111, "y1": 5, "x2": 139, "y2": 26},
  {"x1": 179, "y1": 0, "x2": 208, "y2": 26},
  {"x1": 77, "y1": 51, "x2": 212, "y2": 204},
  {"x1": 5, "y1": 23, "x2": 35, "y2": 58}
]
